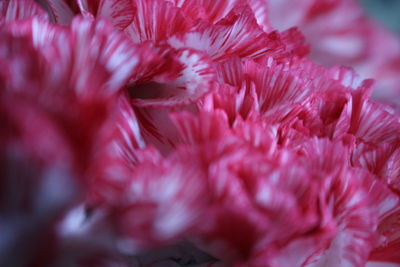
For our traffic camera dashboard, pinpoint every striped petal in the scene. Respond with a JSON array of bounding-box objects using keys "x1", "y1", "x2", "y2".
[
  {"x1": 168, "y1": 6, "x2": 282, "y2": 61},
  {"x1": 97, "y1": 0, "x2": 135, "y2": 30},
  {"x1": 132, "y1": 48, "x2": 216, "y2": 107},
  {"x1": 124, "y1": 0, "x2": 192, "y2": 43},
  {"x1": 0, "y1": 0, "x2": 48, "y2": 25}
]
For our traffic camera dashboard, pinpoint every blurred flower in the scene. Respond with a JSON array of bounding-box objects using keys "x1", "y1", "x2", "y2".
[{"x1": 267, "y1": 0, "x2": 400, "y2": 107}]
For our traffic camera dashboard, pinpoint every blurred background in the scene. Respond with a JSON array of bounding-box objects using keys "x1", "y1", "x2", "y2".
[{"x1": 360, "y1": 0, "x2": 400, "y2": 33}]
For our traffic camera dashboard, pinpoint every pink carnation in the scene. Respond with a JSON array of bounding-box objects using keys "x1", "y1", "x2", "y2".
[{"x1": 1, "y1": 0, "x2": 400, "y2": 266}]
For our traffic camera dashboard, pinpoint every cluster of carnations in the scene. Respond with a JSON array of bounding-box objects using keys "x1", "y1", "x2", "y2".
[{"x1": 1, "y1": 0, "x2": 400, "y2": 266}]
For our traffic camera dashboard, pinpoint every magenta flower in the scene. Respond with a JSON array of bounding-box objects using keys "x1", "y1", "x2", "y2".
[{"x1": 1, "y1": 0, "x2": 400, "y2": 266}]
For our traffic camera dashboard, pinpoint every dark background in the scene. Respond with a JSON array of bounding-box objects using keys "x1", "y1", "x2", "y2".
[{"x1": 360, "y1": 0, "x2": 400, "y2": 33}]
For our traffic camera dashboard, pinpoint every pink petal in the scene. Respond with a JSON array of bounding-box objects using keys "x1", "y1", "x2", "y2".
[
  {"x1": 350, "y1": 91, "x2": 400, "y2": 145},
  {"x1": 4, "y1": 17, "x2": 143, "y2": 98},
  {"x1": 69, "y1": 17, "x2": 143, "y2": 97},
  {"x1": 303, "y1": 171, "x2": 375, "y2": 267},
  {"x1": 97, "y1": 0, "x2": 135, "y2": 30},
  {"x1": 112, "y1": 149, "x2": 209, "y2": 248},
  {"x1": 280, "y1": 27, "x2": 310, "y2": 58},
  {"x1": 246, "y1": 0, "x2": 272, "y2": 33},
  {"x1": 132, "y1": 105, "x2": 181, "y2": 155},
  {"x1": 383, "y1": 148, "x2": 400, "y2": 193},
  {"x1": 1, "y1": 17, "x2": 146, "y2": 183},
  {"x1": 370, "y1": 210, "x2": 400, "y2": 263},
  {"x1": 177, "y1": 0, "x2": 238, "y2": 24},
  {"x1": 132, "y1": 48, "x2": 216, "y2": 107},
  {"x1": 168, "y1": 6, "x2": 282, "y2": 61},
  {"x1": 171, "y1": 110, "x2": 231, "y2": 146},
  {"x1": 207, "y1": 58, "x2": 314, "y2": 123},
  {"x1": 243, "y1": 60, "x2": 313, "y2": 115},
  {"x1": 124, "y1": 0, "x2": 192, "y2": 43},
  {"x1": 0, "y1": 0, "x2": 48, "y2": 25}
]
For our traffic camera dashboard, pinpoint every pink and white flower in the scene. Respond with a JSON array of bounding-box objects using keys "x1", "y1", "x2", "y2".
[{"x1": 2, "y1": 0, "x2": 400, "y2": 266}]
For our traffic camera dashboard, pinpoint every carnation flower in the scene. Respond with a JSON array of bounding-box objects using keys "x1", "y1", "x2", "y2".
[
  {"x1": 1, "y1": 0, "x2": 400, "y2": 266},
  {"x1": 267, "y1": 0, "x2": 400, "y2": 107}
]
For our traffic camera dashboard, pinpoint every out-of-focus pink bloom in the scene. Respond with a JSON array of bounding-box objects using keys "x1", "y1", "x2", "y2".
[
  {"x1": 267, "y1": 0, "x2": 400, "y2": 107},
  {"x1": 110, "y1": 148, "x2": 209, "y2": 249},
  {"x1": 1, "y1": 16, "x2": 144, "y2": 172},
  {"x1": 0, "y1": 95, "x2": 78, "y2": 266},
  {"x1": 0, "y1": 14, "x2": 151, "y2": 264}
]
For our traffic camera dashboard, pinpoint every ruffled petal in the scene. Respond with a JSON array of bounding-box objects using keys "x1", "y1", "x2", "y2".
[
  {"x1": 304, "y1": 170, "x2": 375, "y2": 266},
  {"x1": 168, "y1": 6, "x2": 282, "y2": 61},
  {"x1": 247, "y1": 0, "x2": 272, "y2": 32},
  {"x1": 350, "y1": 93, "x2": 400, "y2": 145},
  {"x1": 206, "y1": 58, "x2": 314, "y2": 124},
  {"x1": 97, "y1": 0, "x2": 135, "y2": 30},
  {"x1": 171, "y1": 110, "x2": 232, "y2": 146},
  {"x1": 132, "y1": 48, "x2": 216, "y2": 106},
  {"x1": 124, "y1": 0, "x2": 192, "y2": 43},
  {"x1": 177, "y1": 0, "x2": 238, "y2": 24},
  {"x1": 69, "y1": 17, "x2": 143, "y2": 97},
  {"x1": 1, "y1": 17, "x2": 147, "y2": 183},
  {"x1": 4, "y1": 17, "x2": 143, "y2": 98},
  {"x1": 111, "y1": 148, "x2": 209, "y2": 249},
  {"x1": 370, "y1": 210, "x2": 400, "y2": 263}
]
